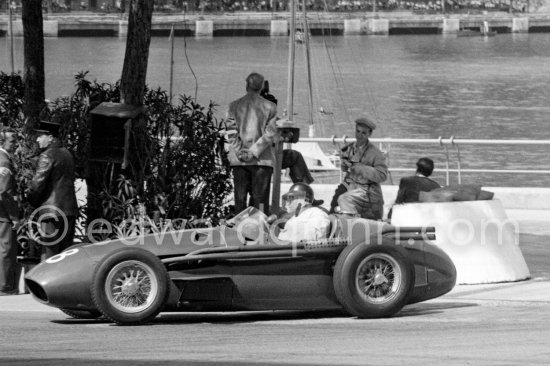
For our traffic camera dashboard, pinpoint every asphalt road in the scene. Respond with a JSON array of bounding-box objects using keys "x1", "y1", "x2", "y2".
[{"x1": 1, "y1": 233, "x2": 549, "y2": 366}]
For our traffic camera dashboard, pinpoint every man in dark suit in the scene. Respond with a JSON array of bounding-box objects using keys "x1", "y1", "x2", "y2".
[
  {"x1": 394, "y1": 157, "x2": 441, "y2": 204},
  {"x1": 0, "y1": 130, "x2": 21, "y2": 295},
  {"x1": 27, "y1": 121, "x2": 78, "y2": 261}
]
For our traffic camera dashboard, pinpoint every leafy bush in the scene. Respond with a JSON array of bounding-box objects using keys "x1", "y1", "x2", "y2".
[
  {"x1": 0, "y1": 72, "x2": 25, "y2": 129},
  {"x1": 0, "y1": 70, "x2": 233, "y2": 246}
]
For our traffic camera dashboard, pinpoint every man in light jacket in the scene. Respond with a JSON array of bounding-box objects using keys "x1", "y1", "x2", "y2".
[{"x1": 226, "y1": 72, "x2": 278, "y2": 215}]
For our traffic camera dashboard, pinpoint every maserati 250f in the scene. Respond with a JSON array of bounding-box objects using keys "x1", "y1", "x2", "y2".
[{"x1": 25, "y1": 208, "x2": 456, "y2": 325}]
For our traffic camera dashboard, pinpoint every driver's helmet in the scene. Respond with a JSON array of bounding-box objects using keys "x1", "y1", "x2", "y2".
[{"x1": 282, "y1": 182, "x2": 314, "y2": 203}]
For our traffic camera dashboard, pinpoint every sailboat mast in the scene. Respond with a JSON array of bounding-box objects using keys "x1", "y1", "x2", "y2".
[
  {"x1": 286, "y1": 0, "x2": 296, "y2": 120},
  {"x1": 8, "y1": 5, "x2": 15, "y2": 73},
  {"x1": 301, "y1": 0, "x2": 314, "y2": 137}
]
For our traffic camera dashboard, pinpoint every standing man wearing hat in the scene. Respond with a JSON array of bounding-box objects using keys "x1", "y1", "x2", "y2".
[
  {"x1": 0, "y1": 130, "x2": 21, "y2": 295},
  {"x1": 27, "y1": 121, "x2": 78, "y2": 260},
  {"x1": 330, "y1": 117, "x2": 388, "y2": 220},
  {"x1": 226, "y1": 72, "x2": 278, "y2": 215}
]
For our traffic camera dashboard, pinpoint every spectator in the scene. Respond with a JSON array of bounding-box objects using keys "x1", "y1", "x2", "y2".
[
  {"x1": 260, "y1": 80, "x2": 278, "y2": 105},
  {"x1": 0, "y1": 130, "x2": 20, "y2": 296},
  {"x1": 226, "y1": 72, "x2": 278, "y2": 215},
  {"x1": 260, "y1": 79, "x2": 314, "y2": 186},
  {"x1": 277, "y1": 183, "x2": 330, "y2": 242},
  {"x1": 27, "y1": 120, "x2": 78, "y2": 261},
  {"x1": 394, "y1": 157, "x2": 440, "y2": 204},
  {"x1": 330, "y1": 117, "x2": 388, "y2": 220}
]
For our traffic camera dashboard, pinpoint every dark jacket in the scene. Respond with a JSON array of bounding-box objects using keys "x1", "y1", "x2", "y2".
[
  {"x1": 395, "y1": 175, "x2": 441, "y2": 204},
  {"x1": 0, "y1": 150, "x2": 20, "y2": 223},
  {"x1": 28, "y1": 143, "x2": 78, "y2": 217}
]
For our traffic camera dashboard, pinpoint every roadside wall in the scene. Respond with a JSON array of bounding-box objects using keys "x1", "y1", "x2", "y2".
[{"x1": 285, "y1": 184, "x2": 550, "y2": 235}]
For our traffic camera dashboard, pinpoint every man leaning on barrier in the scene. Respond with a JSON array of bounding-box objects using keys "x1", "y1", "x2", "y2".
[{"x1": 27, "y1": 120, "x2": 78, "y2": 261}]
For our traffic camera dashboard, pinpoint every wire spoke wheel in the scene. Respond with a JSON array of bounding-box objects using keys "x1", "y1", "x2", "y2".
[
  {"x1": 105, "y1": 260, "x2": 158, "y2": 313},
  {"x1": 356, "y1": 253, "x2": 402, "y2": 305},
  {"x1": 91, "y1": 248, "x2": 169, "y2": 325},
  {"x1": 333, "y1": 242, "x2": 414, "y2": 318}
]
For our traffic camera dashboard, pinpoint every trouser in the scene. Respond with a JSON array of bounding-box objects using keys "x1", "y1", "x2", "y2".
[
  {"x1": 282, "y1": 149, "x2": 313, "y2": 184},
  {"x1": 334, "y1": 186, "x2": 384, "y2": 221},
  {"x1": 0, "y1": 221, "x2": 17, "y2": 292},
  {"x1": 232, "y1": 166, "x2": 273, "y2": 215},
  {"x1": 40, "y1": 216, "x2": 76, "y2": 261}
]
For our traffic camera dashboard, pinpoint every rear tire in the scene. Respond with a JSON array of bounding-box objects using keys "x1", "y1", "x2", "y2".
[
  {"x1": 91, "y1": 247, "x2": 169, "y2": 325},
  {"x1": 333, "y1": 240, "x2": 414, "y2": 318}
]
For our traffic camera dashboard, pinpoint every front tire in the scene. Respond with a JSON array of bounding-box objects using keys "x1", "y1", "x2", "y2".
[
  {"x1": 91, "y1": 248, "x2": 169, "y2": 325},
  {"x1": 333, "y1": 240, "x2": 414, "y2": 318}
]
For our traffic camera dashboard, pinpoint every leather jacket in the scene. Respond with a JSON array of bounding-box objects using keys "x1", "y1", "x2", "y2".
[
  {"x1": 28, "y1": 142, "x2": 78, "y2": 217},
  {"x1": 226, "y1": 92, "x2": 278, "y2": 167}
]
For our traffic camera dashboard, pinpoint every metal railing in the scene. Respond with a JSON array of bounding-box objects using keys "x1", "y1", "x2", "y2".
[{"x1": 299, "y1": 136, "x2": 550, "y2": 185}]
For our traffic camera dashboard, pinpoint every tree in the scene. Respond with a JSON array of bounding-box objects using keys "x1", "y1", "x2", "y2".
[
  {"x1": 120, "y1": 0, "x2": 154, "y2": 106},
  {"x1": 22, "y1": 0, "x2": 45, "y2": 131}
]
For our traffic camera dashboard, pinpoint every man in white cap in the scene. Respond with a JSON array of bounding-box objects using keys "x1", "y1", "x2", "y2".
[{"x1": 330, "y1": 117, "x2": 388, "y2": 220}]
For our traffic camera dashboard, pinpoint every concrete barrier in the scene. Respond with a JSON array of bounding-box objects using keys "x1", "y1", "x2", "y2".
[
  {"x1": 118, "y1": 20, "x2": 128, "y2": 37},
  {"x1": 512, "y1": 17, "x2": 529, "y2": 32},
  {"x1": 442, "y1": 18, "x2": 460, "y2": 33},
  {"x1": 344, "y1": 19, "x2": 361, "y2": 35},
  {"x1": 282, "y1": 183, "x2": 550, "y2": 234},
  {"x1": 7, "y1": 20, "x2": 58, "y2": 37},
  {"x1": 43, "y1": 20, "x2": 58, "y2": 37},
  {"x1": 270, "y1": 20, "x2": 287, "y2": 36},
  {"x1": 370, "y1": 19, "x2": 389, "y2": 35},
  {"x1": 390, "y1": 200, "x2": 531, "y2": 284},
  {"x1": 195, "y1": 20, "x2": 213, "y2": 37},
  {"x1": 7, "y1": 20, "x2": 23, "y2": 36}
]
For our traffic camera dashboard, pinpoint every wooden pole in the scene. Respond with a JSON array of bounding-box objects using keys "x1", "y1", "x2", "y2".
[{"x1": 169, "y1": 24, "x2": 175, "y2": 104}]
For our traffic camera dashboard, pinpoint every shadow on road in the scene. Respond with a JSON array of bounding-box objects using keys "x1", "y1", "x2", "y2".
[
  {"x1": 50, "y1": 302, "x2": 477, "y2": 326},
  {"x1": 396, "y1": 301, "x2": 477, "y2": 317},
  {"x1": 1, "y1": 358, "x2": 324, "y2": 366}
]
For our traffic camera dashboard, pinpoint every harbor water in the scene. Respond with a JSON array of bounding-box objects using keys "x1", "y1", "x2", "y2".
[{"x1": 2, "y1": 32, "x2": 550, "y2": 187}]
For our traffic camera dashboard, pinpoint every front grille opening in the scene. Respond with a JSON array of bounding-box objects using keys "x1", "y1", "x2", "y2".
[{"x1": 25, "y1": 280, "x2": 48, "y2": 302}]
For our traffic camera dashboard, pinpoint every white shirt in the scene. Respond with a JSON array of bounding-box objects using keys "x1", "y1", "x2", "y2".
[{"x1": 278, "y1": 206, "x2": 331, "y2": 242}]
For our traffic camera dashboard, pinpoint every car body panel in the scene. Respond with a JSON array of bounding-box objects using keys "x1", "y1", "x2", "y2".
[{"x1": 25, "y1": 215, "x2": 457, "y2": 317}]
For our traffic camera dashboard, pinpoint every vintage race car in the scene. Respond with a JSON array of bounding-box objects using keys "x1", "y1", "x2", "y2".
[{"x1": 25, "y1": 208, "x2": 456, "y2": 325}]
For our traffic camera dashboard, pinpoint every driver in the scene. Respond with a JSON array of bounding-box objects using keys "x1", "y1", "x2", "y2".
[{"x1": 277, "y1": 183, "x2": 331, "y2": 242}]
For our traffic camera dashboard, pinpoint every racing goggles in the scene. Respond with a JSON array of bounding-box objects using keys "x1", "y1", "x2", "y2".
[{"x1": 282, "y1": 192, "x2": 306, "y2": 202}]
